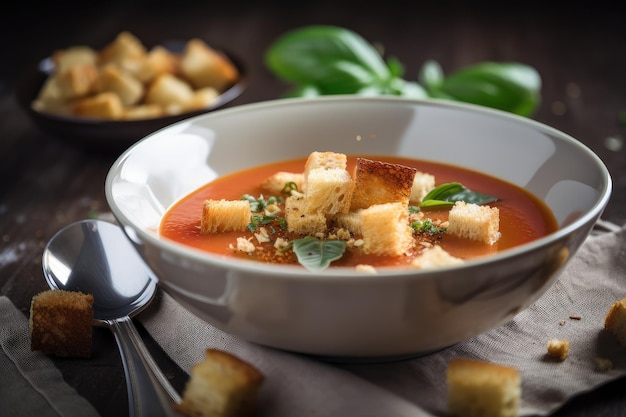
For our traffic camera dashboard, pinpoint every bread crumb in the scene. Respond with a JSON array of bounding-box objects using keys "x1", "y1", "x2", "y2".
[
  {"x1": 547, "y1": 339, "x2": 569, "y2": 361},
  {"x1": 594, "y1": 357, "x2": 613, "y2": 372},
  {"x1": 604, "y1": 297, "x2": 626, "y2": 347}
]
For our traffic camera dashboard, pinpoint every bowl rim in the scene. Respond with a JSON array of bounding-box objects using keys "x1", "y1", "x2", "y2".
[{"x1": 105, "y1": 95, "x2": 613, "y2": 281}]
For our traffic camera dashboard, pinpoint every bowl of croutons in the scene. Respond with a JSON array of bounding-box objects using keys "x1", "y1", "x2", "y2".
[
  {"x1": 105, "y1": 95, "x2": 612, "y2": 360},
  {"x1": 17, "y1": 31, "x2": 245, "y2": 152}
]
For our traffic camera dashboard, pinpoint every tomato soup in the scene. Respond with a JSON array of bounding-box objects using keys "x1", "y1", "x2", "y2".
[{"x1": 160, "y1": 155, "x2": 558, "y2": 268}]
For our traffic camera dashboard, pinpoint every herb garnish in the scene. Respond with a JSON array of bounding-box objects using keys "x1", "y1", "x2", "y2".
[
  {"x1": 419, "y1": 182, "x2": 498, "y2": 209},
  {"x1": 411, "y1": 218, "x2": 446, "y2": 235},
  {"x1": 265, "y1": 25, "x2": 542, "y2": 116},
  {"x1": 291, "y1": 236, "x2": 347, "y2": 272}
]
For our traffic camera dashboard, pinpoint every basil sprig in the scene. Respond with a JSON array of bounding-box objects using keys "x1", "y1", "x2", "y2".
[
  {"x1": 291, "y1": 236, "x2": 347, "y2": 272},
  {"x1": 419, "y1": 182, "x2": 498, "y2": 209},
  {"x1": 265, "y1": 25, "x2": 541, "y2": 116}
]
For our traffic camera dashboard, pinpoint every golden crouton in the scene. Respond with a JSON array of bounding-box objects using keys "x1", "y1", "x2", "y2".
[
  {"x1": 604, "y1": 297, "x2": 626, "y2": 347},
  {"x1": 447, "y1": 358, "x2": 520, "y2": 417},
  {"x1": 176, "y1": 349, "x2": 264, "y2": 417},
  {"x1": 183, "y1": 87, "x2": 220, "y2": 112},
  {"x1": 98, "y1": 31, "x2": 147, "y2": 66},
  {"x1": 285, "y1": 196, "x2": 327, "y2": 236},
  {"x1": 32, "y1": 77, "x2": 73, "y2": 115},
  {"x1": 130, "y1": 45, "x2": 180, "y2": 83},
  {"x1": 93, "y1": 65, "x2": 144, "y2": 106},
  {"x1": 72, "y1": 91, "x2": 124, "y2": 120},
  {"x1": 409, "y1": 171, "x2": 436, "y2": 203},
  {"x1": 53, "y1": 63, "x2": 99, "y2": 99},
  {"x1": 52, "y1": 45, "x2": 97, "y2": 73},
  {"x1": 350, "y1": 158, "x2": 417, "y2": 210},
  {"x1": 200, "y1": 199, "x2": 251, "y2": 234},
  {"x1": 547, "y1": 339, "x2": 569, "y2": 361},
  {"x1": 180, "y1": 38, "x2": 239, "y2": 91},
  {"x1": 446, "y1": 201, "x2": 501, "y2": 245},
  {"x1": 144, "y1": 73, "x2": 195, "y2": 113},
  {"x1": 260, "y1": 172, "x2": 305, "y2": 195},
  {"x1": 411, "y1": 245, "x2": 464, "y2": 270},
  {"x1": 359, "y1": 202, "x2": 413, "y2": 256},
  {"x1": 123, "y1": 103, "x2": 165, "y2": 120},
  {"x1": 304, "y1": 151, "x2": 347, "y2": 177},
  {"x1": 304, "y1": 168, "x2": 354, "y2": 215},
  {"x1": 329, "y1": 211, "x2": 362, "y2": 236}
]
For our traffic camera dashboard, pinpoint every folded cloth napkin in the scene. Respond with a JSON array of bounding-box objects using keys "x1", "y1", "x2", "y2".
[
  {"x1": 2, "y1": 220, "x2": 624, "y2": 417},
  {"x1": 137, "y1": 219, "x2": 626, "y2": 417}
]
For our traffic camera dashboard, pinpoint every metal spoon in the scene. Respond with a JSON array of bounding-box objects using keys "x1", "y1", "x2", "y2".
[{"x1": 42, "y1": 219, "x2": 180, "y2": 417}]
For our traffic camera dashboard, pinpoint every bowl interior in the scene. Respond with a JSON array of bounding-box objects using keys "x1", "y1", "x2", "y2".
[{"x1": 107, "y1": 96, "x2": 611, "y2": 257}]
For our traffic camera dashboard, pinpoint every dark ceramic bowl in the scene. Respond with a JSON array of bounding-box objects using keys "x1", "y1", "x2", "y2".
[{"x1": 16, "y1": 43, "x2": 246, "y2": 153}]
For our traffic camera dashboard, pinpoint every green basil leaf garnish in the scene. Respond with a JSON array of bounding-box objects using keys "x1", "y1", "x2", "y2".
[
  {"x1": 292, "y1": 236, "x2": 346, "y2": 271},
  {"x1": 420, "y1": 182, "x2": 498, "y2": 209}
]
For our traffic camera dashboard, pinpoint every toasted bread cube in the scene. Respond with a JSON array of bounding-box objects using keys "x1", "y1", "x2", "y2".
[
  {"x1": 447, "y1": 201, "x2": 501, "y2": 245},
  {"x1": 180, "y1": 38, "x2": 239, "y2": 91},
  {"x1": 330, "y1": 211, "x2": 362, "y2": 236},
  {"x1": 145, "y1": 73, "x2": 194, "y2": 110},
  {"x1": 32, "y1": 76, "x2": 73, "y2": 115},
  {"x1": 350, "y1": 158, "x2": 417, "y2": 211},
  {"x1": 183, "y1": 87, "x2": 220, "y2": 112},
  {"x1": 52, "y1": 45, "x2": 98, "y2": 73},
  {"x1": 285, "y1": 196, "x2": 327, "y2": 236},
  {"x1": 176, "y1": 349, "x2": 264, "y2": 417},
  {"x1": 547, "y1": 339, "x2": 569, "y2": 361},
  {"x1": 72, "y1": 91, "x2": 124, "y2": 120},
  {"x1": 123, "y1": 103, "x2": 165, "y2": 120},
  {"x1": 129, "y1": 45, "x2": 180, "y2": 83},
  {"x1": 93, "y1": 65, "x2": 144, "y2": 106},
  {"x1": 54, "y1": 63, "x2": 99, "y2": 99},
  {"x1": 304, "y1": 168, "x2": 354, "y2": 215},
  {"x1": 260, "y1": 172, "x2": 305, "y2": 195},
  {"x1": 201, "y1": 199, "x2": 251, "y2": 234},
  {"x1": 303, "y1": 151, "x2": 347, "y2": 184},
  {"x1": 29, "y1": 290, "x2": 94, "y2": 358},
  {"x1": 447, "y1": 358, "x2": 520, "y2": 417},
  {"x1": 410, "y1": 171, "x2": 436, "y2": 203},
  {"x1": 359, "y1": 202, "x2": 413, "y2": 256},
  {"x1": 98, "y1": 31, "x2": 147, "y2": 65},
  {"x1": 411, "y1": 245, "x2": 464, "y2": 270},
  {"x1": 604, "y1": 297, "x2": 626, "y2": 347}
]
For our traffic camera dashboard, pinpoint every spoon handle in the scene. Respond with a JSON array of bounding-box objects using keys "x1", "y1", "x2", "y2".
[{"x1": 109, "y1": 316, "x2": 181, "y2": 417}]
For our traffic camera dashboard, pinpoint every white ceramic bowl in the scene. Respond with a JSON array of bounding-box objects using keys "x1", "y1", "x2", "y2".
[{"x1": 105, "y1": 96, "x2": 612, "y2": 360}]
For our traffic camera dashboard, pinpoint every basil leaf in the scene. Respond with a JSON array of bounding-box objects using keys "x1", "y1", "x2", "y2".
[
  {"x1": 439, "y1": 62, "x2": 542, "y2": 116},
  {"x1": 265, "y1": 25, "x2": 391, "y2": 94},
  {"x1": 420, "y1": 182, "x2": 498, "y2": 209},
  {"x1": 292, "y1": 236, "x2": 346, "y2": 271},
  {"x1": 418, "y1": 59, "x2": 444, "y2": 94}
]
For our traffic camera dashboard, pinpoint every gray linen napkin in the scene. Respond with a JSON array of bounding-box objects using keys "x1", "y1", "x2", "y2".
[
  {"x1": 137, "y1": 220, "x2": 626, "y2": 417},
  {"x1": 0, "y1": 296, "x2": 100, "y2": 417}
]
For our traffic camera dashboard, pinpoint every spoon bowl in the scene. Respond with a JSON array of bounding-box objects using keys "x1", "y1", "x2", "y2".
[{"x1": 42, "y1": 219, "x2": 180, "y2": 417}]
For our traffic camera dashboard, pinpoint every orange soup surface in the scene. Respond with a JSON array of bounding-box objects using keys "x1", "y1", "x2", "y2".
[{"x1": 160, "y1": 155, "x2": 558, "y2": 268}]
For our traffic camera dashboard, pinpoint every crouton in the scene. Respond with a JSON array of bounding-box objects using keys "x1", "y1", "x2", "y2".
[
  {"x1": 411, "y1": 245, "x2": 464, "y2": 269},
  {"x1": 547, "y1": 339, "x2": 569, "y2": 361},
  {"x1": 93, "y1": 65, "x2": 144, "y2": 106},
  {"x1": 55, "y1": 63, "x2": 99, "y2": 99},
  {"x1": 447, "y1": 358, "x2": 521, "y2": 417},
  {"x1": 130, "y1": 45, "x2": 180, "y2": 83},
  {"x1": 350, "y1": 158, "x2": 417, "y2": 210},
  {"x1": 359, "y1": 202, "x2": 413, "y2": 256},
  {"x1": 122, "y1": 103, "x2": 165, "y2": 120},
  {"x1": 604, "y1": 296, "x2": 626, "y2": 347},
  {"x1": 52, "y1": 45, "x2": 98, "y2": 73},
  {"x1": 446, "y1": 201, "x2": 501, "y2": 245},
  {"x1": 72, "y1": 91, "x2": 124, "y2": 120},
  {"x1": 200, "y1": 199, "x2": 251, "y2": 234},
  {"x1": 409, "y1": 171, "x2": 436, "y2": 203},
  {"x1": 144, "y1": 73, "x2": 195, "y2": 113},
  {"x1": 329, "y1": 211, "x2": 362, "y2": 236},
  {"x1": 284, "y1": 196, "x2": 327, "y2": 236},
  {"x1": 260, "y1": 172, "x2": 305, "y2": 195},
  {"x1": 303, "y1": 151, "x2": 347, "y2": 180},
  {"x1": 176, "y1": 349, "x2": 264, "y2": 417},
  {"x1": 304, "y1": 168, "x2": 354, "y2": 215},
  {"x1": 180, "y1": 38, "x2": 239, "y2": 91},
  {"x1": 98, "y1": 31, "x2": 147, "y2": 66},
  {"x1": 29, "y1": 290, "x2": 94, "y2": 358},
  {"x1": 182, "y1": 87, "x2": 220, "y2": 112}
]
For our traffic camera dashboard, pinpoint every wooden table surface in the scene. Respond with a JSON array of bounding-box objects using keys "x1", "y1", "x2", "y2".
[{"x1": 2, "y1": 1, "x2": 625, "y2": 416}]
